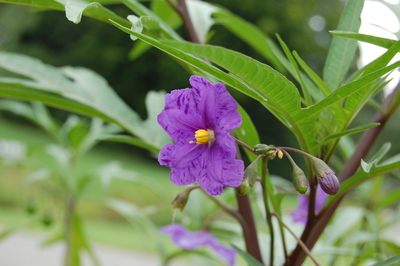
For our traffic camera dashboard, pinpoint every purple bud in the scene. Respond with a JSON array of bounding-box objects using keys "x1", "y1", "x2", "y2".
[
  {"x1": 318, "y1": 172, "x2": 340, "y2": 195},
  {"x1": 311, "y1": 157, "x2": 340, "y2": 195}
]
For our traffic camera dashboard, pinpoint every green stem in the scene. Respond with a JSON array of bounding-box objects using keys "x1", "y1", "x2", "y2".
[
  {"x1": 261, "y1": 157, "x2": 274, "y2": 266},
  {"x1": 234, "y1": 138, "x2": 258, "y2": 155},
  {"x1": 64, "y1": 196, "x2": 75, "y2": 266}
]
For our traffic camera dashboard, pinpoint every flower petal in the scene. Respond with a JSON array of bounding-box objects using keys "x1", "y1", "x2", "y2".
[
  {"x1": 208, "y1": 141, "x2": 244, "y2": 187},
  {"x1": 160, "y1": 224, "x2": 237, "y2": 266},
  {"x1": 170, "y1": 167, "x2": 196, "y2": 186},
  {"x1": 158, "y1": 87, "x2": 205, "y2": 141},
  {"x1": 291, "y1": 185, "x2": 328, "y2": 224},
  {"x1": 158, "y1": 142, "x2": 206, "y2": 169}
]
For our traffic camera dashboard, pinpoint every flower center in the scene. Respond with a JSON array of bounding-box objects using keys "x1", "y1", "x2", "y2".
[{"x1": 194, "y1": 129, "x2": 215, "y2": 144}]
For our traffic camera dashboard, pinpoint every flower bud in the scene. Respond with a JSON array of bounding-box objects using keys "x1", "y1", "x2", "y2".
[
  {"x1": 254, "y1": 144, "x2": 271, "y2": 154},
  {"x1": 172, "y1": 188, "x2": 193, "y2": 211},
  {"x1": 237, "y1": 156, "x2": 261, "y2": 196},
  {"x1": 311, "y1": 157, "x2": 340, "y2": 195},
  {"x1": 318, "y1": 172, "x2": 340, "y2": 195},
  {"x1": 292, "y1": 165, "x2": 308, "y2": 194}
]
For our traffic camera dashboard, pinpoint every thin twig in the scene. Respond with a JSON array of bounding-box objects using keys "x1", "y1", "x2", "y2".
[
  {"x1": 234, "y1": 138, "x2": 258, "y2": 155},
  {"x1": 261, "y1": 157, "x2": 275, "y2": 266},
  {"x1": 272, "y1": 212, "x2": 321, "y2": 266}
]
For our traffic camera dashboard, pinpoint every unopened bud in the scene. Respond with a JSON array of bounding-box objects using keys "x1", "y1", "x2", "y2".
[
  {"x1": 292, "y1": 165, "x2": 308, "y2": 194},
  {"x1": 311, "y1": 157, "x2": 340, "y2": 195},
  {"x1": 172, "y1": 187, "x2": 194, "y2": 211},
  {"x1": 277, "y1": 150, "x2": 283, "y2": 159},
  {"x1": 254, "y1": 144, "x2": 271, "y2": 154},
  {"x1": 318, "y1": 172, "x2": 340, "y2": 195},
  {"x1": 237, "y1": 156, "x2": 261, "y2": 195}
]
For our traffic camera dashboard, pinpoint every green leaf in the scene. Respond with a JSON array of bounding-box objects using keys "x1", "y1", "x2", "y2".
[
  {"x1": 275, "y1": 35, "x2": 310, "y2": 105},
  {"x1": 111, "y1": 21, "x2": 400, "y2": 155},
  {"x1": 0, "y1": 52, "x2": 164, "y2": 151},
  {"x1": 0, "y1": 0, "x2": 64, "y2": 10},
  {"x1": 374, "y1": 187, "x2": 400, "y2": 210},
  {"x1": 0, "y1": 86, "x2": 112, "y2": 123},
  {"x1": 97, "y1": 134, "x2": 160, "y2": 153},
  {"x1": 292, "y1": 51, "x2": 332, "y2": 98},
  {"x1": 320, "y1": 123, "x2": 380, "y2": 144},
  {"x1": 323, "y1": 0, "x2": 364, "y2": 90},
  {"x1": 231, "y1": 244, "x2": 264, "y2": 266},
  {"x1": 213, "y1": 8, "x2": 284, "y2": 72},
  {"x1": 330, "y1": 31, "x2": 397, "y2": 49},
  {"x1": 369, "y1": 254, "x2": 400, "y2": 266}
]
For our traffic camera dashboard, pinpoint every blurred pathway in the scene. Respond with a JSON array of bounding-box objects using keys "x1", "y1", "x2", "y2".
[{"x1": 0, "y1": 230, "x2": 187, "y2": 266}]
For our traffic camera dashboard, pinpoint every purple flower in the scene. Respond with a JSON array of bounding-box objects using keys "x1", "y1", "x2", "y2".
[
  {"x1": 160, "y1": 224, "x2": 237, "y2": 266},
  {"x1": 291, "y1": 185, "x2": 328, "y2": 224},
  {"x1": 158, "y1": 76, "x2": 244, "y2": 196}
]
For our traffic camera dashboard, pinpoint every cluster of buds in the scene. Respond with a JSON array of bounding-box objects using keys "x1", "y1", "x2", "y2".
[{"x1": 253, "y1": 143, "x2": 340, "y2": 195}]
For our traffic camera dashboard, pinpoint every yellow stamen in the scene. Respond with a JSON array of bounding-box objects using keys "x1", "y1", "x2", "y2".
[{"x1": 194, "y1": 129, "x2": 215, "y2": 144}]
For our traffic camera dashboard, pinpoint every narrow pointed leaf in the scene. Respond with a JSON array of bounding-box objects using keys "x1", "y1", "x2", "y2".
[
  {"x1": 323, "y1": 0, "x2": 364, "y2": 90},
  {"x1": 231, "y1": 244, "x2": 264, "y2": 266},
  {"x1": 330, "y1": 31, "x2": 396, "y2": 49},
  {"x1": 320, "y1": 123, "x2": 380, "y2": 144},
  {"x1": 97, "y1": 134, "x2": 160, "y2": 153}
]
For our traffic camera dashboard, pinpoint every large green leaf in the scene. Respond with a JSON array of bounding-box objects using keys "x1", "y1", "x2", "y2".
[
  {"x1": 0, "y1": 100, "x2": 61, "y2": 140},
  {"x1": 214, "y1": 8, "x2": 325, "y2": 103},
  {"x1": 0, "y1": 0, "x2": 129, "y2": 27},
  {"x1": 0, "y1": 52, "x2": 166, "y2": 151},
  {"x1": 323, "y1": 0, "x2": 364, "y2": 90},
  {"x1": 111, "y1": 21, "x2": 400, "y2": 155},
  {"x1": 213, "y1": 8, "x2": 284, "y2": 72},
  {"x1": 0, "y1": 0, "x2": 64, "y2": 9}
]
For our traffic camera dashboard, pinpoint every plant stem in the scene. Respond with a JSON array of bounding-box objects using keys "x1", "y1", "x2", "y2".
[
  {"x1": 261, "y1": 157, "x2": 275, "y2": 266},
  {"x1": 234, "y1": 138, "x2": 258, "y2": 155},
  {"x1": 166, "y1": 0, "x2": 201, "y2": 44},
  {"x1": 272, "y1": 212, "x2": 321, "y2": 266},
  {"x1": 64, "y1": 196, "x2": 75, "y2": 266},
  {"x1": 235, "y1": 193, "x2": 264, "y2": 264}
]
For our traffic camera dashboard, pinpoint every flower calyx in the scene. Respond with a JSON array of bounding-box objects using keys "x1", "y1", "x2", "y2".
[
  {"x1": 237, "y1": 155, "x2": 262, "y2": 195},
  {"x1": 171, "y1": 186, "x2": 199, "y2": 211}
]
